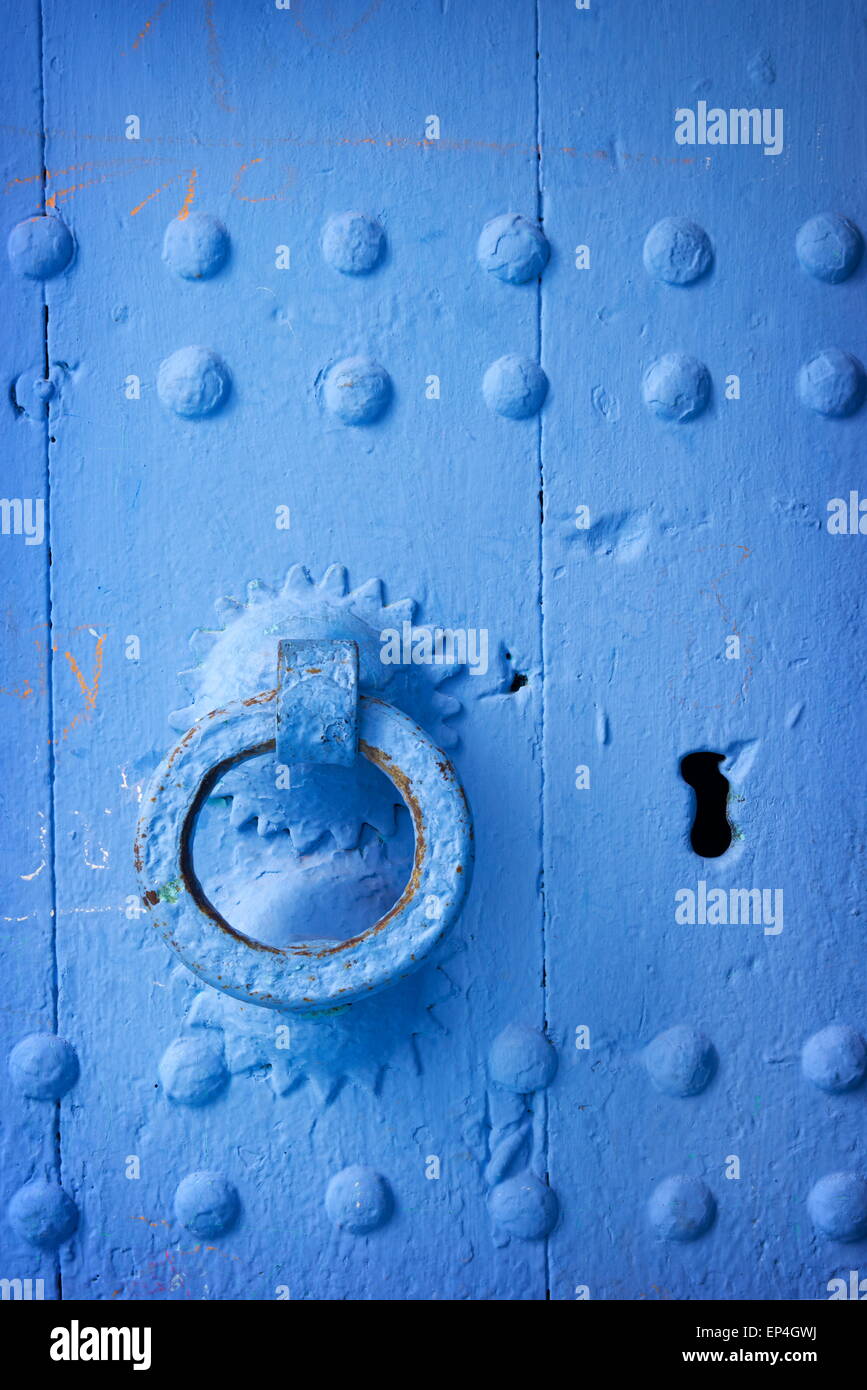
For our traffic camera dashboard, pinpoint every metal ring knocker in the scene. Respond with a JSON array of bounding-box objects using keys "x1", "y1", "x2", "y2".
[{"x1": 135, "y1": 639, "x2": 473, "y2": 1013}]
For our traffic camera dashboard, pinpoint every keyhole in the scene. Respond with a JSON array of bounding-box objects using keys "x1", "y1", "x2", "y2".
[{"x1": 680, "y1": 751, "x2": 732, "y2": 858}]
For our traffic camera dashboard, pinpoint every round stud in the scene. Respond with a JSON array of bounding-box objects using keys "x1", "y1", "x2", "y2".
[
  {"x1": 488, "y1": 1023, "x2": 557, "y2": 1092},
  {"x1": 162, "y1": 212, "x2": 229, "y2": 280},
  {"x1": 643, "y1": 217, "x2": 713, "y2": 285},
  {"x1": 642, "y1": 353, "x2": 710, "y2": 421},
  {"x1": 7, "y1": 1179, "x2": 79, "y2": 1248},
  {"x1": 158, "y1": 1035, "x2": 228, "y2": 1106},
  {"x1": 174, "y1": 1171, "x2": 239, "y2": 1237},
  {"x1": 157, "y1": 346, "x2": 231, "y2": 418},
  {"x1": 324, "y1": 1165, "x2": 392, "y2": 1234},
  {"x1": 8, "y1": 1033, "x2": 79, "y2": 1101},
  {"x1": 321, "y1": 212, "x2": 385, "y2": 275},
  {"x1": 802, "y1": 1024, "x2": 867, "y2": 1094},
  {"x1": 482, "y1": 355, "x2": 548, "y2": 419},
  {"x1": 797, "y1": 349, "x2": 865, "y2": 418},
  {"x1": 644, "y1": 1025, "x2": 717, "y2": 1098},
  {"x1": 487, "y1": 1176, "x2": 558, "y2": 1240},
  {"x1": 796, "y1": 214, "x2": 863, "y2": 284},
  {"x1": 477, "y1": 213, "x2": 550, "y2": 284},
  {"x1": 648, "y1": 1176, "x2": 716, "y2": 1241},
  {"x1": 7, "y1": 215, "x2": 74, "y2": 279},
  {"x1": 321, "y1": 355, "x2": 391, "y2": 424},
  {"x1": 807, "y1": 1172, "x2": 867, "y2": 1242}
]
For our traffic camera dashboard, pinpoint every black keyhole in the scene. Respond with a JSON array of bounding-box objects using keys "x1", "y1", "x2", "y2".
[{"x1": 680, "y1": 751, "x2": 732, "y2": 858}]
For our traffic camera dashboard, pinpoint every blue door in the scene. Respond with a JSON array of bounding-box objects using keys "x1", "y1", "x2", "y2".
[{"x1": 2, "y1": 0, "x2": 865, "y2": 1302}]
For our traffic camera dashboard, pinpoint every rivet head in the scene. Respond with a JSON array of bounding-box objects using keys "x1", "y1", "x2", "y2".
[
  {"x1": 482, "y1": 355, "x2": 548, "y2": 419},
  {"x1": 477, "y1": 213, "x2": 550, "y2": 284},
  {"x1": 174, "y1": 1171, "x2": 239, "y2": 1237},
  {"x1": 488, "y1": 1023, "x2": 557, "y2": 1092},
  {"x1": 157, "y1": 345, "x2": 231, "y2": 417},
  {"x1": 802, "y1": 1024, "x2": 867, "y2": 1093},
  {"x1": 642, "y1": 353, "x2": 710, "y2": 421},
  {"x1": 644, "y1": 1026, "x2": 717, "y2": 1097},
  {"x1": 807, "y1": 1172, "x2": 867, "y2": 1242},
  {"x1": 797, "y1": 349, "x2": 865, "y2": 417},
  {"x1": 487, "y1": 1176, "x2": 558, "y2": 1240},
  {"x1": 7, "y1": 1179, "x2": 79, "y2": 1248},
  {"x1": 321, "y1": 212, "x2": 385, "y2": 275},
  {"x1": 321, "y1": 355, "x2": 391, "y2": 424},
  {"x1": 649, "y1": 1176, "x2": 716, "y2": 1241},
  {"x1": 8, "y1": 1033, "x2": 79, "y2": 1101},
  {"x1": 158, "y1": 1035, "x2": 228, "y2": 1106},
  {"x1": 7, "y1": 215, "x2": 74, "y2": 279},
  {"x1": 796, "y1": 214, "x2": 863, "y2": 283},
  {"x1": 643, "y1": 217, "x2": 713, "y2": 285},
  {"x1": 162, "y1": 212, "x2": 229, "y2": 280},
  {"x1": 325, "y1": 1165, "x2": 392, "y2": 1233}
]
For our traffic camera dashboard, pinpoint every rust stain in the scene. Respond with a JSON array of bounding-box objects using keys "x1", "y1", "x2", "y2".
[
  {"x1": 310, "y1": 739, "x2": 426, "y2": 958},
  {"x1": 242, "y1": 688, "x2": 277, "y2": 708}
]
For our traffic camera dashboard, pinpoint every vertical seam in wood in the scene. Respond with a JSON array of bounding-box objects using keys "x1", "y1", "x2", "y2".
[
  {"x1": 38, "y1": 0, "x2": 63, "y2": 1303},
  {"x1": 534, "y1": 0, "x2": 552, "y2": 1301}
]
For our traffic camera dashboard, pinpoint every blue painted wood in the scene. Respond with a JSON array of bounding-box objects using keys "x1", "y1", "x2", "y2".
[
  {"x1": 0, "y1": 2, "x2": 66, "y2": 1301},
  {"x1": 28, "y1": 0, "x2": 545, "y2": 1300},
  {"x1": 1, "y1": 0, "x2": 864, "y2": 1302},
  {"x1": 539, "y1": 0, "x2": 867, "y2": 1299}
]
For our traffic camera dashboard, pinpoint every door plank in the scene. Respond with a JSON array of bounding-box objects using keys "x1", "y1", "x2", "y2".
[
  {"x1": 41, "y1": 0, "x2": 547, "y2": 1299},
  {"x1": 539, "y1": 0, "x2": 867, "y2": 1299}
]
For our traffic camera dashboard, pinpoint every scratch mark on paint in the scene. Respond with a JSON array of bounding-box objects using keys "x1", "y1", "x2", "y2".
[
  {"x1": 6, "y1": 160, "x2": 151, "y2": 192},
  {"x1": 130, "y1": 174, "x2": 184, "y2": 216},
  {"x1": 71, "y1": 811, "x2": 110, "y2": 870},
  {"x1": 203, "y1": 0, "x2": 236, "y2": 113},
  {"x1": 293, "y1": 0, "x2": 384, "y2": 47},
  {"x1": 64, "y1": 632, "x2": 105, "y2": 710},
  {"x1": 229, "y1": 156, "x2": 295, "y2": 203},
  {"x1": 47, "y1": 176, "x2": 114, "y2": 209},
  {"x1": 20, "y1": 812, "x2": 47, "y2": 880},
  {"x1": 122, "y1": 0, "x2": 175, "y2": 56},
  {"x1": 1, "y1": 116, "x2": 705, "y2": 168},
  {"x1": 2, "y1": 905, "x2": 129, "y2": 921},
  {"x1": 57, "y1": 630, "x2": 106, "y2": 740},
  {"x1": 0, "y1": 681, "x2": 34, "y2": 699},
  {"x1": 176, "y1": 167, "x2": 197, "y2": 220},
  {"x1": 120, "y1": 766, "x2": 144, "y2": 803}
]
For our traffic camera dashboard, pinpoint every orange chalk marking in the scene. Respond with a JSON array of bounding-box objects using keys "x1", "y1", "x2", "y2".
[{"x1": 176, "y1": 168, "x2": 197, "y2": 220}]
